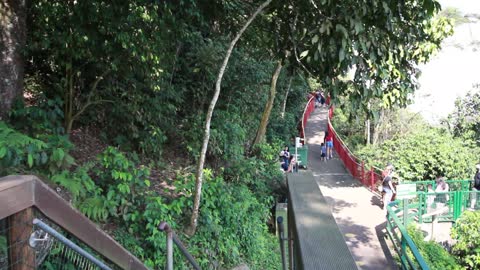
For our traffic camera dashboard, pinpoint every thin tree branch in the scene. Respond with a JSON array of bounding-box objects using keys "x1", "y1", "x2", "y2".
[{"x1": 187, "y1": 0, "x2": 274, "y2": 236}]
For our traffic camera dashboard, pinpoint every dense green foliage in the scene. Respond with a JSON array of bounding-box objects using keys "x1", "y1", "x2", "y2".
[
  {"x1": 0, "y1": 0, "x2": 458, "y2": 268},
  {"x1": 279, "y1": 0, "x2": 452, "y2": 110},
  {"x1": 3, "y1": 1, "x2": 309, "y2": 266},
  {"x1": 356, "y1": 128, "x2": 479, "y2": 181},
  {"x1": 451, "y1": 211, "x2": 480, "y2": 269},
  {"x1": 407, "y1": 226, "x2": 461, "y2": 269},
  {"x1": 0, "y1": 122, "x2": 74, "y2": 175},
  {"x1": 0, "y1": 121, "x2": 283, "y2": 269}
]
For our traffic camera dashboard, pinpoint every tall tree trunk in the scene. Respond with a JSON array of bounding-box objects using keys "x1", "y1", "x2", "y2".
[
  {"x1": 280, "y1": 75, "x2": 293, "y2": 119},
  {"x1": 0, "y1": 0, "x2": 26, "y2": 120},
  {"x1": 65, "y1": 61, "x2": 74, "y2": 133},
  {"x1": 365, "y1": 118, "x2": 370, "y2": 144},
  {"x1": 186, "y1": 0, "x2": 273, "y2": 236},
  {"x1": 252, "y1": 60, "x2": 283, "y2": 146},
  {"x1": 365, "y1": 102, "x2": 371, "y2": 145},
  {"x1": 372, "y1": 108, "x2": 384, "y2": 145}
]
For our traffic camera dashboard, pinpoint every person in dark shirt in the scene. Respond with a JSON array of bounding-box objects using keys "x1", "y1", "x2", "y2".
[
  {"x1": 470, "y1": 164, "x2": 480, "y2": 209},
  {"x1": 279, "y1": 146, "x2": 290, "y2": 171},
  {"x1": 382, "y1": 164, "x2": 396, "y2": 216}
]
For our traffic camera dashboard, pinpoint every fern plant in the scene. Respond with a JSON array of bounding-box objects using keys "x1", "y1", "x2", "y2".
[
  {"x1": 0, "y1": 121, "x2": 76, "y2": 176},
  {"x1": 0, "y1": 121, "x2": 47, "y2": 175}
]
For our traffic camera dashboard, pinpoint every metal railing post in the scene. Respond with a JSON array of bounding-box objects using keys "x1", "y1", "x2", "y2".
[
  {"x1": 159, "y1": 222, "x2": 201, "y2": 270},
  {"x1": 400, "y1": 235, "x2": 407, "y2": 267},
  {"x1": 453, "y1": 191, "x2": 462, "y2": 221},
  {"x1": 277, "y1": 217, "x2": 287, "y2": 270},
  {"x1": 403, "y1": 199, "x2": 408, "y2": 228},
  {"x1": 419, "y1": 192, "x2": 424, "y2": 223},
  {"x1": 166, "y1": 230, "x2": 173, "y2": 270},
  {"x1": 287, "y1": 201, "x2": 294, "y2": 270}
]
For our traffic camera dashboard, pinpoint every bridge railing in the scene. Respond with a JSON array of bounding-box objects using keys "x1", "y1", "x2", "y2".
[
  {"x1": 327, "y1": 106, "x2": 385, "y2": 192},
  {"x1": 386, "y1": 201, "x2": 430, "y2": 270},
  {"x1": 403, "y1": 179, "x2": 472, "y2": 192},
  {"x1": 298, "y1": 96, "x2": 316, "y2": 145}
]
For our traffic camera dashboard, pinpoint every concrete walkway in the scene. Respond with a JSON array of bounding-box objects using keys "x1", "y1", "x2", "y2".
[{"x1": 305, "y1": 107, "x2": 398, "y2": 270}]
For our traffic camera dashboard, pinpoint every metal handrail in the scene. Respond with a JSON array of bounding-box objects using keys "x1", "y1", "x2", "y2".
[
  {"x1": 158, "y1": 221, "x2": 201, "y2": 270},
  {"x1": 0, "y1": 175, "x2": 148, "y2": 270},
  {"x1": 327, "y1": 108, "x2": 402, "y2": 188},
  {"x1": 386, "y1": 202, "x2": 430, "y2": 270},
  {"x1": 32, "y1": 218, "x2": 113, "y2": 270}
]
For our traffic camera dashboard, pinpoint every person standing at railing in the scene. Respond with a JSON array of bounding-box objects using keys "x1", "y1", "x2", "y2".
[
  {"x1": 382, "y1": 164, "x2": 396, "y2": 216},
  {"x1": 287, "y1": 155, "x2": 297, "y2": 173},
  {"x1": 279, "y1": 146, "x2": 290, "y2": 171},
  {"x1": 469, "y1": 164, "x2": 480, "y2": 210},
  {"x1": 426, "y1": 184, "x2": 435, "y2": 210},
  {"x1": 324, "y1": 131, "x2": 333, "y2": 160},
  {"x1": 435, "y1": 177, "x2": 449, "y2": 207}
]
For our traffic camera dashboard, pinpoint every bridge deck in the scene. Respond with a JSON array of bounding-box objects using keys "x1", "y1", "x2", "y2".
[
  {"x1": 288, "y1": 171, "x2": 358, "y2": 269},
  {"x1": 303, "y1": 106, "x2": 397, "y2": 269}
]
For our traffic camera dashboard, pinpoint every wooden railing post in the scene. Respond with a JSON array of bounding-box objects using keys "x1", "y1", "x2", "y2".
[{"x1": 8, "y1": 207, "x2": 35, "y2": 270}]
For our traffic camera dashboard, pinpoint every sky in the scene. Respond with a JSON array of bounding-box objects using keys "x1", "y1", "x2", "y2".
[{"x1": 408, "y1": 0, "x2": 480, "y2": 124}]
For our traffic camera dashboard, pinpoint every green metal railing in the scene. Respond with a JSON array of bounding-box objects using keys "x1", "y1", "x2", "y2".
[
  {"x1": 402, "y1": 179, "x2": 472, "y2": 192},
  {"x1": 392, "y1": 189, "x2": 480, "y2": 224},
  {"x1": 386, "y1": 188, "x2": 480, "y2": 270},
  {"x1": 386, "y1": 201, "x2": 430, "y2": 270}
]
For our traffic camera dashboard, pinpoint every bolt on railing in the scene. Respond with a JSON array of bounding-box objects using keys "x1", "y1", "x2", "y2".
[{"x1": 158, "y1": 221, "x2": 201, "y2": 270}]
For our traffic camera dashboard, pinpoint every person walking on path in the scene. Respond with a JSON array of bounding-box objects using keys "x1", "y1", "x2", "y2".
[
  {"x1": 470, "y1": 164, "x2": 480, "y2": 209},
  {"x1": 320, "y1": 143, "x2": 327, "y2": 162},
  {"x1": 324, "y1": 131, "x2": 334, "y2": 159},
  {"x1": 382, "y1": 164, "x2": 396, "y2": 216}
]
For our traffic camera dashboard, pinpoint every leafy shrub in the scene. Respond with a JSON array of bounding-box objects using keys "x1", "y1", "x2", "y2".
[
  {"x1": 91, "y1": 147, "x2": 152, "y2": 223},
  {"x1": 0, "y1": 122, "x2": 74, "y2": 176},
  {"x1": 224, "y1": 141, "x2": 284, "y2": 201},
  {"x1": 0, "y1": 122, "x2": 47, "y2": 174},
  {"x1": 184, "y1": 171, "x2": 280, "y2": 269},
  {"x1": 407, "y1": 225, "x2": 461, "y2": 269},
  {"x1": 138, "y1": 125, "x2": 167, "y2": 157},
  {"x1": 51, "y1": 164, "x2": 109, "y2": 221},
  {"x1": 1, "y1": 126, "x2": 283, "y2": 269},
  {"x1": 451, "y1": 210, "x2": 480, "y2": 269},
  {"x1": 10, "y1": 95, "x2": 65, "y2": 135},
  {"x1": 356, "y1": 128, "x2": 479, "y2": 181},
  {"x1": 120, "y1": 168, "x2": 280, "y2": 269}
]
